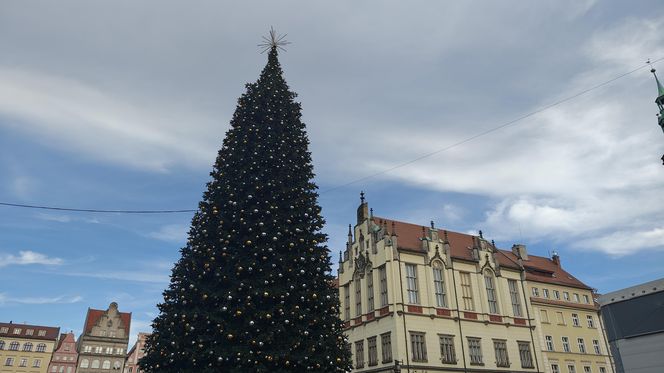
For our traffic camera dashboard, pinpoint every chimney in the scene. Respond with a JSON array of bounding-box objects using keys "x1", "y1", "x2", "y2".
[
  {"x1": 511, "y1": 244, "x2": 528, "y2": 260},
  {"x1": 551, "y1": 250, "x2": 560, "y2": 267}
]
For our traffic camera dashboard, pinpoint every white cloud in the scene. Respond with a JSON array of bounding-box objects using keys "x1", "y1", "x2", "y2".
[
  {"x1": 0, "y1": 293, "x2": 82, "y2": 306},
  {"x1": 0, "y1": 250, "x2": 64, "y2": 267},
  {"x1": 0, "y1": 67, "x2": 218, "y2": 172},
  {"x1": 576, "y1": 227, "x2": 664, "y2": 257},
  {"x1": 147, "y1": 224, "x2": 189, "y2": 243}
]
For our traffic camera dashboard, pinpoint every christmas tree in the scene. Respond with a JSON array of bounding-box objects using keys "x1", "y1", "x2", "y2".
[{"x1": 140, "y1": 31, "x2": 352, "y2": 373}]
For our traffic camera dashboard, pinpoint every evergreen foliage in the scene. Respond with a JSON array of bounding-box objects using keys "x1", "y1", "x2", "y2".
[{"x1": 140, "y1": 46, "x2": 352, "y2": 372}]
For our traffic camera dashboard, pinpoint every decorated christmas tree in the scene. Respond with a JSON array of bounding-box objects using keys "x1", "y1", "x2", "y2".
[{"x1": 139, "y1": 30, "x2": 352, "y2": 373}]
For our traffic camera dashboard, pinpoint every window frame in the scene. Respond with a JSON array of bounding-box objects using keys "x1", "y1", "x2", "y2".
[
  {"x1": 459, "y1": 272, "x2": 475, "y2": 311},
  {"x1": 484, "y1": 270, "x2": 499, "y2": 314},
  {"x1": 545, "y1": 335, "x2": 554, "y2": 351},
  {"x1": 493, "y1": 339, "x2": 510, "y2": 368},
  {"x1": 354, "y1": 340, "x2": 364, "y2": 369},
  {"x1": 367, "y1": 336, "x2": 378, "y2": 366},
  {"x1": 409, "y1": 331, "x2": 428, "y2": 362},
  {"x1": 432, "y1": 264, "x2": 447, "y2": 308},
  {"x1": 405, "y1": 264, "x2": 419, "y2": 304},
  {"x1": 380, "y1": 332, "x2": 392, "y2": 363},
  {"x1": 572, "y1": 313, "x2": 580, "y2": 327},
  {"x1": 518, "y1": 341, "x2": 534, "y2": 368},
  {"x1": 593, "y1": 339, "x2": 601, "y2": 354},
  {"x1": 577, "y1": 338, "x2": 586, "y2": 354},
  {"x1": 355, "y1": 278, "x2": 362, "y2": 317},
  {"x1": 438, "y1": 334, "x2": 456, "y2": 364},
  {"x1": 379, "y1": 266, "x2": 388, "y2": 307},
  {"x1": 562, "y1": 336, "x2": 570, "y2": 352},
  {"x1": 508, "y1": 279, "x2": 523, "y2": 317},
  {"x1": 467, "y1": 337, "x2": 483, "y2": 365},
  {"x1": 366, "y1": 270, "x2": 375, "y2": 312}
]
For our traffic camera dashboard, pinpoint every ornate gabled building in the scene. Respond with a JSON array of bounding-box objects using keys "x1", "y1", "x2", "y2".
[
  {"x1": 76, "y1": 302, "x2": 131, "y2": 372},
  {"x1": 47, "y1": 332, "x2": 78, "y2": 373},
  {"x1": 337, "y1": 196, "x2": 613, "y2": 373},
  {"x1": 650, "y1": 66, "x2": 664, "y2": 164},
  {"x1": 0, "y1": 321, "x2": 60, "y2": 373},
  {"x1": 123, "y1": 333, "x2": 149, "y2": 373}
]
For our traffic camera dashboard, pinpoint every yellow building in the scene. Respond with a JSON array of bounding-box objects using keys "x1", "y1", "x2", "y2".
[
  {"x1": 0, "y1": 322, "x2": 59, "y2": 373},
  {"x1": 526, "y1": 259, "x2": 613, "y2": 373},
  {"x1": 337, "y1": 197, "x2": 613, "y2": 373}
]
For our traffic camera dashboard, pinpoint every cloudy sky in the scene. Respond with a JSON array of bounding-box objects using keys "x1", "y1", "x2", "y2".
[{"x1": 1, "y1": 1, "x2": 663, "y2": 345}]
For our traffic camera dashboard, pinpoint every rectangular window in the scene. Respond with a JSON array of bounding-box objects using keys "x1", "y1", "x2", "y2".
[
  {"x1": 553, "y1": 290, "x2": 560, "y2": 299},
  {"x1": 508, "y1": 279, "x2": 523, "y2": 317},
  {"x1": 493, "y1": 339, "x2": 510, "y2": 367},
  {"x1": 562, "y1": 337, "x2": 570, "y2": 352},
  {"x1": 433, "y1": 267, "x2": 447, "y2": 308},
  {"x1": 557, "y1": 311, "x2": 565, "y2": 325},
  {"x1": 460, "y1": 272, "x2": 474, "y2": 311},
  {"x1": 484, "y1": 274, "x2": 499, "y2": 314},
  {"x1": 593, "y1": 339, "x2": 601, "y2": 354},
  {"x1": 95, "y1": 346, "x2": 102, "y2": 353},
  {"x1": 5, "y1": 357, "x2": 13, "y2": 366},
  {"x1": 573, "y1": 293, "x2": 580, "y2": 302},
  {"x1": 578, "y1": 338, "x2": 586, "y2": 353},
  {"x1": 551, "y1": 364, "x2": 560, "y2": 373},
  {"x1": 405, "y1": 264, "x2": 419, "y2": 304},
  {"x1": 467, "y1": 337, "x2": 483, "y2": 365},
  {"x1": 354, "y1": 340, "x2": 364, "y2": 368},
  {"x1": 381, "y1": 332, "x2": 392, "y2": 363},
  {"x1": 543, "y1": 288, "x2": 550, "y2": 298},
  {"x1": 38, "y1": 330, "x2": 46, "y2": 336},
  {"x1": 26, "y1": 329, "x2": 34, "y2": 336},
  {"x1": 355, "y1": 279, "x2": 362, "y2": 316},
  {"x1": 599, "y1": 367, "x2": 606, "y2": 373},
  {"x1": 572, "y1": 313, "x2": 580, "y2": 327},
  {"x1": 33, "y1": 359, "x2": 41, "y2": 367},
  {"x1": 13, "y1": 328, "x2": 21, "y2": 334},
  {"x1": 587, "y1": 315, "x2": 595, "y2": 328},
  {"x1": 379, "y1": 266, "x2": 388, "y2": 307},
  {"x1": 19, "y1": 358, "x2": 27, "y2": 367},
  {"x1": 545, "y1": 335, "x2": 554, "y2": 351},
  {"x1": 344, "y1": 285, "x2": 350, "y2": 321},
  {"x1": 532, "y1": 287, "x2": 539, "y2": 297},
  {"x1": 583, "y1": 367, "x2": 591, "y2": 373},
  {"x1": 568, "y1": 364, "x2": 577, "y2": 373},
  {"x1": 0, "y1": 327, "x2": 8, "y2": 333},
  {"x1": 439, "y1": 335, "x2": 456, "y2": 364},
  {"x1": 518, "y1": 341, "x2": 534, "y2": 368},
  {"x1": 540, "y1": 309, "x2": 549, "y2": 323},
  {"x1": 410, "y1": 332, "x2": 427, "y2": 362},
  {"x1": 367, "y1": 270, "x2": 375, "y2": 312},
  {"x1": 367, "y1": 337, "x2": 377, "y2": 366},
  {"x1": 583, "y1": 294, "x2": 590, "y2": 303},
  {"x1": 563, "y1": 292, "x2": 570, "y2": 301}
]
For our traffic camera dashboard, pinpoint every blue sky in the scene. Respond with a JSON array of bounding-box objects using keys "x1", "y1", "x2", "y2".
[{"x1": 1, "y1": 0, "x2": 664, "y2": 346}]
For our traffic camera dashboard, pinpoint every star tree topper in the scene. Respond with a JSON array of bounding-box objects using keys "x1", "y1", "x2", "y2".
[{"x1": 258, "y1": 26, "x2": 291, "y2": 53}]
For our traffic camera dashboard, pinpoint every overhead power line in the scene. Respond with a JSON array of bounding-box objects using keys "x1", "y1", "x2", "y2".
[
  {"x1": 1, "y1": 57, "x2": 661, "y2": 214},
  {"x1": 0, "y1": 202, "x2": 195, "y2": 214}
]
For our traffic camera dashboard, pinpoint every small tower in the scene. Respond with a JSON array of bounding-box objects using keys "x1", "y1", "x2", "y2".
[{"x1": 650, "y1": 66, "x2": 664, "y2": 164}]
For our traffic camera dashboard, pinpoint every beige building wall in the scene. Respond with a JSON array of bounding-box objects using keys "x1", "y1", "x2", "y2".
[
  {"x1": 528, "y1": 283, "x2": 613, "y2": 373},
  {"x1": 0, "y1": 323, "x2": 59, "y2": 373},
  {"x1": 339, "y1": 201, "x2": 543, "y2": 372},
  {"x1": 76, "y1": 303, "x2": 130, "y2": 373}
]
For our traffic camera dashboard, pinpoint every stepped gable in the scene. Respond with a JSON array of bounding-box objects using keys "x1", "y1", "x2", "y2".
[
  {"x1": 83, "y1": 308, "x2": 132, "y2": 335},
  {"x1": 373, "y1": 216, "x2": 590, "y2": 289}
]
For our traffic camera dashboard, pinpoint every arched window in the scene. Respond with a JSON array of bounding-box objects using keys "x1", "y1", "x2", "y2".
[
  {"x1": 0, "y1": 340, "x2": 5, "y2": 350},
  {"x1": 67, "y1": 367, "x2": 73, "y2": 373},
  {"x1": 80, "y1": 359, "x2": 89, "y2": 368},
  {"x1": 9, "y1": 341, "x2": 19, "y2": 351},
  {"x1": 36, "y1": 343, "x2": 47, "y2": 352},
  {"x1": 484, "y1": 269, "x2": 499, "y2": 314},
  {"x1": 102, "y1": 360, "x2": 111, "y2": 369},
  {"x1": 51, "y1": 366, "x2": 57, "y2": 372},
  {"x1": 59, "y1": 366, "x2": 64, "y2": 373},
  {"x1": 91, "y1": 360, "x2": 100, "y2": 369},
  {"x1": 432, "y1": 261, "x2": 447, "y2": 308},
  {"x1": 23, "y1": 342, "x2": 33, "y2": 351}
]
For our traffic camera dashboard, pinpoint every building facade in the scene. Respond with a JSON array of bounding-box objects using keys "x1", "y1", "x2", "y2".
[
  {"x1": 76, "y1": 303, "x2": 131, "y2": 373},
  {"x1": 123, "y1": 333, "x2": 149, "y2": 373},
  {"x1": 599, "y1": 278, "x2": 664, "y2": 373},
  {"x1": 0, "y1": 322, "x2": 60, "y2": 373},
  {"x1": 337, "y1": 197, "x2": 613, "y2": 373},
  {"x1": 47, "y1": 332, "x2": 78, "y2": 373}
]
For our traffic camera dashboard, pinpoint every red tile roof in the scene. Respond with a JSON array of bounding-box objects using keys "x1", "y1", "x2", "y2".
[
  {"x1": 83, "y1": 307, "x2": 132, "y2": 336},
  {"x1": 0, "y1": 322, "x2": 60, "y2": 341},
  {"x1": 373, "y1": 217, "x2": 591, "y2": 290}
]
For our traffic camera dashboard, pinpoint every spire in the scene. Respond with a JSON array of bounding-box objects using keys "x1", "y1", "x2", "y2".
[{"x1": 652, "y1": 67, "x2": 664, "y2": 100}]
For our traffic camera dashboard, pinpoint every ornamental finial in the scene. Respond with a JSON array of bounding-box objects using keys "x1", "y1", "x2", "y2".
[{"x1": 258, "y1": 26, "x2": 291, "y2": 53}]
